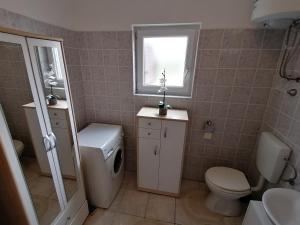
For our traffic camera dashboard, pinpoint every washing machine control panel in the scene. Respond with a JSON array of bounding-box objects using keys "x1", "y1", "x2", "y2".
[{"x1": 102, "y1": 136, "x2": 122, "y2": 160}]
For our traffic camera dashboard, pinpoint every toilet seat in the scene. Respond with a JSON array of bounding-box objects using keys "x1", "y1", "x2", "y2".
[
  {"x1": 13, "y1": 139, "x2": 24, "y2": 156},
  {"x1": 205, "y1": 167, "x2": 250, "y2": 193},
  {"x1": 206, "y1": 177, "x2": 251, "y2": 198}
]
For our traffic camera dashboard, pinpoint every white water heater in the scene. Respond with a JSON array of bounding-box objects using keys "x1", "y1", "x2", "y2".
[{"x1": 252, "y1": 0, "x2": 300, "y2": 28}]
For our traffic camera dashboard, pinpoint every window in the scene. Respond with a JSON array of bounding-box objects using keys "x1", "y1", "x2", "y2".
[
  {"x1": 52, "y1": 48, "x2": 63, "y2": 82},
  {"x1": 36, "y1": 47, "x2": 64, "y2": 89},
  {"x1": 133, "y1": 23, "x2": 200, "y2": 97}
]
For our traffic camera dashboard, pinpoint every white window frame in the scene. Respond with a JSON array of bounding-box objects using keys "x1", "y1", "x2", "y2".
[{"x1": 133, "y1": 23, "x2": 201, "y2": 98}]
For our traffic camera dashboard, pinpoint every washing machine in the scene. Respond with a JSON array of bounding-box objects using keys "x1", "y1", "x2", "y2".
[{"x1": 78, "y1": 123, "x2": 124, "y2": 208}]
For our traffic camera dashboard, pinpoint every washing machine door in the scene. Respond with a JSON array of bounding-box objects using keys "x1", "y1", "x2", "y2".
[{"x1": 112, "y1": 146, "x2": 124, "y2": 177}]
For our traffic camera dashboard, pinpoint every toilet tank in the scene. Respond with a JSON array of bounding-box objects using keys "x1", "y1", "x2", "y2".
[{"x1": 256, "y1": 132, "x2": 291, "y2": 183}]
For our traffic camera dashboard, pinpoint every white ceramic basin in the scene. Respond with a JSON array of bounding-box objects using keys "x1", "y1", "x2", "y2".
[{"x1": 262, "y1": 188, "x2": 300, "y2": 225}]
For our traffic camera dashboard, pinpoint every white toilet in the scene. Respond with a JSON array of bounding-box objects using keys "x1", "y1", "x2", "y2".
[
  {"x1": 205, "y1": 132, "x2": 291, "y2": 216},
  {"x1": 13, "y1": 139, "x2": 24, "y2": 157}
]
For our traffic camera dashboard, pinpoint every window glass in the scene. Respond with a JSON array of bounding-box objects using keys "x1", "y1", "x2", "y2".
[{"x1": 143, "y1": 37, "x2": 188, "y2": 87}]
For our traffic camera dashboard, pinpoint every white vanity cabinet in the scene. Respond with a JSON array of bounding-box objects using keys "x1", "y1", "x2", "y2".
[
  {"x1": 137, "y1": 107, "x2": 188, "y2": 196},
  {"x1": 23, "y1": 100, "x2": 75, "y2": 177}
]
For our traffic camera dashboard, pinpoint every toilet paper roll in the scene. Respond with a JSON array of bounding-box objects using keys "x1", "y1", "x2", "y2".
[{"x1": 203, "y1": 132, "x2": 212, "y2": 140}]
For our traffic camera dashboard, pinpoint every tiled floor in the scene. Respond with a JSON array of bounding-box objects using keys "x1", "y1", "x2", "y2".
[
  {"x1": 21, "y1": 157, "x2": 77, "y2": 225},
  {"x1": 84, "y1": 172, "x2": 244, "y2": 225}
]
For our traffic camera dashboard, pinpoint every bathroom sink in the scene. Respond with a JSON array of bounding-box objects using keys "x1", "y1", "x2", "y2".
[{"x1": 262, "y1": 188, "x2": 300, "y2": 225}]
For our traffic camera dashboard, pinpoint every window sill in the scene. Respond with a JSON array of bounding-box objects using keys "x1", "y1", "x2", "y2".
[{"x1": 134, "y1": 93, "x2": 192, "y2": 99}]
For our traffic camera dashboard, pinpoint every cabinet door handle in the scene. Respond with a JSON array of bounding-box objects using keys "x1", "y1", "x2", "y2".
[
  {"x1": 49, "y1": 132, "x2": 57, "y2": 149},
  {"x1": 154, "y1": 146, "x2": 158, "y2": 155},
  {"x1": 43, "y1": 135, "x2": 51, "y2": 152},
  {"x1": 164, "y1": 127, "x2": 167, "y2": 138},
  {"x1": 148, "y1": 122, "x2": 151, "y2": 126}
]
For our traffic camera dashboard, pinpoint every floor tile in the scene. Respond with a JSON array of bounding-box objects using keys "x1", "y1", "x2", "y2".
[
  {"x1": 223, "y1": 216, "x2": 243, "y2": 225},
  {"x1": 123, "y1": 172, "x2": 137, "y2": 190},
  {"x1": 31, "y1": 195, "x2": 50, "y2": 219},
  {"x1": 39, "y1": 199, "x2": 60, "y2": 225},
  {"x1": 32, "y1": 196, "x2": 60, "y2": 225},
  {"x1": 109, "y1": 187, "x2": 126, "y2": 211},
  {"x1": 84, "y1": 210, "x2": 174, "y2": 225},
  {"x1": 49, "y1": 191, "x2": 59, "y2": 201},
  {"x1": 112, "y1": 213, "x2": 144, "y2": 225},
  {"x1": 176, "y1": 187, "x2": 223, "y2": 225},
  {"x1": 85, "y1": 179, "x2": 245, "y2": 225},
  {"x1": 63, "y1": 178, "x2": 78, "y2": 200},
  {"x1": 145, "y1": 194, "x2": 175, "y2": 223},
  {"x1": 84, "y1": 209, "x2": 115, "y2": 225},
  {"x1": 29, "y1": 176, "x2": 56, "y2": 198},
  {"x1": 133, "y1": 218, "x2": 173, "y2": 225},
  {"x1": 22, "y1": 157, "x2": 40, "y2": 184},
  {"x1": 112, "y1": 189, "x2": 149, "y2": 217},
  {"x1": 180, "y1": 180, "x2": 202, "y2": 195},
  {"x1": 21, "y1": 157, "x2": 62, "y2": 225}
]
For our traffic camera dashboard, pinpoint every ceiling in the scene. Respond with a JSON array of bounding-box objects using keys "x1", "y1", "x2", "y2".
[{"x1": 1, "y1": 0, "x2": 257, "y2": 31}]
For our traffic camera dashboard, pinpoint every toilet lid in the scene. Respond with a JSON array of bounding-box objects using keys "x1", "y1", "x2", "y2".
[{"x1": 205, "y1": 167, "x2": 250, "y2": 192}]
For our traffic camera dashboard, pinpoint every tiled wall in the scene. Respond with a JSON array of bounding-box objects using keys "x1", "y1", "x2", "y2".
[
  {"x1": 0, "y1": 42, "x2": 34, "y2": 156},
  {"x1": 1, "y1": 8, "x2": 292, "y2": 182},
  {"x1": 78, "y1": 31, "x2": 137, "y2": 170},
  {"x1": 185, "y1": 29, "x2": 285, "y2": 181},
  {"x1": 255, "y1": 42, "x2": 300, "y2": 190},
  {"x1": 63, "y1": 34, "x2": 87, "y2": 130},
  {"x1": 79, "y1": 29, "x2": 286, "y2": 180}
]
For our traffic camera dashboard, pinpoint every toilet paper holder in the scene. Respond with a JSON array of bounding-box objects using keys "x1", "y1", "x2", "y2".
[{"x1": 203, "y1": 120, "x2": 215, "y2": 133}]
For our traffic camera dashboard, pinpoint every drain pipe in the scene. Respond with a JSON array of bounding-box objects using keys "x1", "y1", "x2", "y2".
[{"x1": 251, "y1": 175, "x2": 265, "y2": 192}]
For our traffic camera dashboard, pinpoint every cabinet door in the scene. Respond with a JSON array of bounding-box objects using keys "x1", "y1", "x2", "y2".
[
  {"x1": 138, "y1": 138, "x2": 160, "y2": 190},
  {"x1": 159, "y1": 120, "x2": 186, "y2": 194},
  {"x1": 27, "y1": 38, "x2": 87, "y2": 224}
]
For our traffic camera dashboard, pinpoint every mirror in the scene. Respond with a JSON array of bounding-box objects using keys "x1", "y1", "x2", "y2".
[
  {"x1": 0, "y1": 41, "x2": 61, "y2": 225},
  {"x1": 36, "y1": 47, "x2": 66, "y2": 102},
  {"x1": 34, "y1": 46, "x2": 78, "y2": 201}
]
